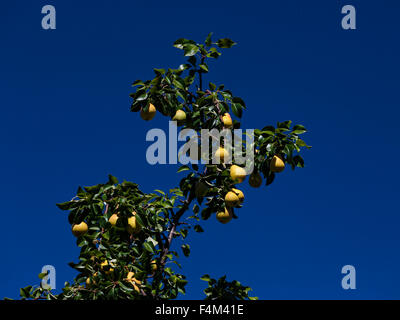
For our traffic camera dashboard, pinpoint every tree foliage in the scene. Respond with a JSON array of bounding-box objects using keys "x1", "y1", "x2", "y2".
[{"x1": 19, "y1": 33, "x2": 310, "y2": 300}]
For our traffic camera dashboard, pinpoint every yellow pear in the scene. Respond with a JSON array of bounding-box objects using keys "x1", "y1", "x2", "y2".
[
  {"x1": 140, "y1": 103, "x2": 156, "y2": 121},
  {"x1": 150, "y1": 260, "x2": 157, "y2": 272},
  {"x1": 231, "y1": 188, "x2": 244, "y2": 204},
  {"x1": 249, "y1": 172, "x2": 263, "y2": 188},
  {"x1": 126, "y1": 271, "x2": 141, "y2": 293},
  {"x1": 222, "y1": 113, "x2": 233, "y2": 128},
  {"x1": 225, "y1": 191, "x2": 240, "y2": 207},
  {"x1": 71, "y1": 222, "x2": 88, "y2": 237},
  {"x1": 214, "y1": 147, "x2": 229, "y2": 163},
  {"x1": 126, "y1": 271, "x2": 141, "y2": 283},
  {"x1": 108, "y1": 213, "x2": 119, "y2": 226},
  {"x1": 172, "y1": 109, "x2": 186, "y2": 124},
  {"x1": 100, "y1": 261, "x2": 114, "y2": 274},
  {"x1": 127, "y1": 212, "x2": 142, "y2": 234},
  {"x1": 86, "y1": 272, "x2": 97, "y2": 287},
  {"x1": 133, "y1": 283, "x2": 140, "y2": 293},
  {"x1": 216, "y1": 208, "x2": 232, "y2": 224},
  {"x1": 270, "y1": 155, "x2": 285, "y2": 173},
  {"x1": 230, "y1": 165, "x2": 246, "y2": 183}
]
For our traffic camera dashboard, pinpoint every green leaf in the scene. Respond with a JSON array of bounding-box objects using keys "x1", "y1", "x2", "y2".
[
  {"x1": 188, "y1": 56, "x2": 197, "y2": 66},
  {"x1": 136, "y1": 92, "x2": 148, "y2": 101},
  {"x1": 177, "y1": 165, "x2": 190, "y2": 173},
  {"x1": 181, "y1": 244, "x2": 190, "y2": 257},
  {"x1": 119, "y1": 281, "x2": 134, "y2": 293},
  {"x1": 231, "y1": 102, "x2": 243, "y2": 118},
  {"x1": 232, "y1": 97, "x2": 246, "y2": 108},
  {"x1": 143, "y1": 242, "x2": 155, "y2": 253},
  {"x1": 199, "y1": 64, "x2": 209, "y2": 72},
  {"x1": 217, "y1": 38, "x2": 236, "y2": 48},
  {"x1": 173, "y1": 79, "x2": 185, "y2": 90},
  {"x1": 200, "y1": 274, "x2": 211, "y2": 281},
  {"x1": 183, "y1": 44, "x2": 199, "y2": 56},
  {"x1": 20, "y1": 286, "x2": 32, "y2": 299},
  {"x1": 56, "y1": 201, "x2": 72, "y2": 210},
  {"x1": 134, "y1": 213, "x2": 145, "y2": 228},
  {"x1": 132, "y1": 80, "x2": 144, "y2": 87},
  {"x1": 108, "y1": 174, "x2": 119, "y2": 185},
  {"x1": 277, "y1": 120, "x2": 292, "y2": 130},
  {"x1": 153, "y1": 68, "x2": 165, "y2": 75},
  {"x1": 201, "y1": 207, "x2": 212, "y2": 220},
  {"x1": 220, "y1": 91, "x2": 232, "y2": 101},
  {"x1": 38, "y1": 272, "x2": 48, "y2": 280},
  {"x1": 178, "y1": 64, "x2": 190, "y2": 71},
  {"x1": 181, "y1": 229, "x2": 188, "y2": 239},
  {"x1": 146, "y1": 236, "x2": 158, "y2": 247},
  {"x1": 266, "y1": 172, "x2": 275, "y2": 186},
  {"x1": 173, "y1": 38, "x2": 189, "y2": 49},
  {"x1": 293, "y1": 155, "x2": 305, "y2": 168},
  {"x1": 296, "y1": 139, "x2": 308, "y2": 147},
  {"x1": 207, "y1": 47, "x2": 221, "y2": 58},
  {"x1": 292, "y1": 124, "x2": 307, "y2": 135},
  {"x1": 76, "y1": 186, "x2": 86, "y2": 198},
  {"x1": 262, "y1": 125, "x2": 275, "y2": 133},
  {"x1": 194, "y1": 225, "x2": 204, "y2": 232},
  {"x1": 205, "y1": 33, "x2": 213, "y2": 47}
]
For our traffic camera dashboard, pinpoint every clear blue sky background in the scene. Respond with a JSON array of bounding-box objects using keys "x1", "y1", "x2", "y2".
[{"x1": 1, "y1": 0, "x2": 399, "y2": 299}]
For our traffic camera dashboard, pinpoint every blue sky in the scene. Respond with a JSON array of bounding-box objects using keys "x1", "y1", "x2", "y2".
[{"x1": 1, "y1": 0, "x2": 399, "y2": 299}]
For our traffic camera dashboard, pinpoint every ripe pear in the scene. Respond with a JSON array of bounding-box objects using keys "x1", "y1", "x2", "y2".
[
  {"x1": 214, "y1": 147, "x2": 229, "y2": 163},
  {"x1": 230, "y1": 165, "x2": 246, "y2": 183},
  {"x1": 126, "y1": 271, "x2": 141, "y2": 293},
  {"x1": 216, "y1": 208, "x2": 232, "y2": 224},
  {"x1": 222, "y1": 113, "x2": 233, "y2": 128},
  {"x1": 126, "y1": 271, "x2": 141, "y2": 283},
  {"x1": 127, "y1": 212, "x2": 142, "y2": 234},
  {"x1": 150, "y1": 260, "x2": 157, "y2": 272},
  {"x1": 108, "y1": 213, "x2": 119, "y2": 226},
  {"x1": 86, "y1": 272, "x2": 97, "y2": 287},
  {"x1": 231, "y1": 188, "x2": 244, "y2": 204},
  {"x1": 270, "y1": 155, "x2": 285, "y2": 173},
  {"x1": 172, "y1": 109, "x2": 186, "y2": 125},
  {"x1": 100, "y1": 261, "x2": 114, "y2": 274},
  {"x1": 72, "y1": 221, "x2": 88, "y2": 237},
  {"x1": 140, "y1": 103, "x2": 156, "y2": 121},
  {"x1": 225, "y1": 191, "x2": 240, "y2": 207},
  {"x1": 249, "y1": 172, "x2": 263, "y2": 188}
]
